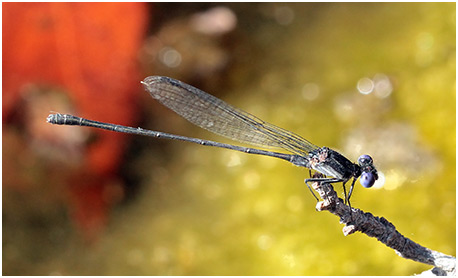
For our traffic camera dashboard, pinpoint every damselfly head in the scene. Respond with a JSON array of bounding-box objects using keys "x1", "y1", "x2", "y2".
[{"x1": 357, "y1": 154, "x2": 378, "y2": 188}]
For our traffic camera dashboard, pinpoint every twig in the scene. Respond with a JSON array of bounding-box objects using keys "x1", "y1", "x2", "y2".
[{"x1": 310, "y1": 173, "x2": 456, "y2": 276}]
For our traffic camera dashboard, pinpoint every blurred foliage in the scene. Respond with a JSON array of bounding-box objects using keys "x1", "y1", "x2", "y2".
[{"x1": 3, "y1": 2, "x2": 148, "y2": 239}]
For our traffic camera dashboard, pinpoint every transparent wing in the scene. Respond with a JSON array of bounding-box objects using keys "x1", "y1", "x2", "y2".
[{"x1": 142, "y1": 76, "x2": 319, "y2": 157}]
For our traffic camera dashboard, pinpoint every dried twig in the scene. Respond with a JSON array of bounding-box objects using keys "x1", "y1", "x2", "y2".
[{"x1": 310, "y1": 173, "x2": 456, "y2": 276}]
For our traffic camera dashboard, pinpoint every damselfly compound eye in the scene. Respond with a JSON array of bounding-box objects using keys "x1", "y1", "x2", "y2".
[
  {"x1": 358, "y1": 154, "x2": 373, "y2": 166},
  {"x1": 360, "y1": 172, "x2": 376, "y2": 188}
]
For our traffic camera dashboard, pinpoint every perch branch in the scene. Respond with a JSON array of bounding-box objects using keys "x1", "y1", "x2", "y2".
[{"x1": 310, "y1": 173, "x2": 456, "y2": 276}]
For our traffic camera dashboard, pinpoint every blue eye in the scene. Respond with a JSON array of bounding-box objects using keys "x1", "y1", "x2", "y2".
[
  {"x1": 360, "y1": 172, "x2": 376, "y2": 188},
  {"x1": 358, "y1": 154, "x2": 373, "y2": 166}
]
